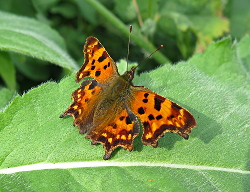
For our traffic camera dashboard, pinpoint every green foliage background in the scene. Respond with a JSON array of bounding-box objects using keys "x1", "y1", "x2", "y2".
[
  {"x1": 1, "y1": 0, "x2": 244, "y2": 92},
  {"x1": 0, "y1": 0, "x2": 250, "y2": 191}
]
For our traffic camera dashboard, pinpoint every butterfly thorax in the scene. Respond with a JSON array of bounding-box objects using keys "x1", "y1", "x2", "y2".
[
  {"x1": 93, "y1": 75, "x2": 133, "y2": 127},
  {"x1": 92, "y1": 67, "x2": 136, "y2": 126}
]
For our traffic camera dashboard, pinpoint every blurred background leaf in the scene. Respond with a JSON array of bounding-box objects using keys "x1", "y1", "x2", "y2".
[{"x1": 1, "y1": 0, "x2": 249, "y2": 94}]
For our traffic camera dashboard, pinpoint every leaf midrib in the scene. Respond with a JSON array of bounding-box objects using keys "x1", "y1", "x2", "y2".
[{"x1": 1, "y1": 161, "x2": 249, "y2": 174}]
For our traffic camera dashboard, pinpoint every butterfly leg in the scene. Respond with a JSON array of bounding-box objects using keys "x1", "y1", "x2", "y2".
[{"x1": 103, "y1": 151, "x2": 113, "y2": 160}]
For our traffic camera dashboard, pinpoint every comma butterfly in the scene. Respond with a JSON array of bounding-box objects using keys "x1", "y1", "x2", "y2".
[{"x1": 60, "y1": 36, "x2": 196, "y2": 160}]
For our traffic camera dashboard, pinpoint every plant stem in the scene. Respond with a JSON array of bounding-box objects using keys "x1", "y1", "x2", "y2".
[{"x1": 84, "y1": 0, "x2": 170, "y2": 64}]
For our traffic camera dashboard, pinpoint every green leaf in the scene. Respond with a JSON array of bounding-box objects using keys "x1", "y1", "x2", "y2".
[
  {"x1": 158, "y1": 0, "x2": 229, "y2": 54},
  {"x1": 50, "y1": 2, "x2": 77, "y2": 19},
  {"x1": 84, "y1": 0, "x2": 170, "y2": 64},
  {"x1": 0, "y1": 51, "x2": 16, "y2": 89},
  {"x1": 0, "y1": 88, "x2": 16, "y2": 111},
  {"x1": 12, "y1": 54, "x2": 51, "y2": 81},
  {"x1": 114, "y1": 0, "x2": 136, "y2": 21},
  {"x1": 32, "y1": 0, "x2": 60, "y2": 13},
  {"x1": 116, "y1": 59, "x2": 137, "y2": 74},
  {"x1": 75, "y1": 0, "x2": 97, "y2": 24},
  {"x1": 0, "y1": 37, "x2": 249, "y2": 191},
  {"x1": 237, "y1": 35, "x2": 250, "y2": 74},
  {"x1": 188, "y1": 37, "x2": 250, "y2": 87},
  {"x1": 228, "y1": 0, "x2": 250, "y2": 38},
  {"x1": 0, "y1": 10, "x2": 78, "y2": 71}
]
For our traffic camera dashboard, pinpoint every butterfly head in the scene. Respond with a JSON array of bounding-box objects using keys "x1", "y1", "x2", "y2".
[{"x1": 122, "y1": 66, "x2": 137, "y2": 83}]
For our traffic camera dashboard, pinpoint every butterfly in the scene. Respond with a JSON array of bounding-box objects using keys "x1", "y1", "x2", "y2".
[{"x1": 60, "y1": 36, "x2": 196, "y2": 160}]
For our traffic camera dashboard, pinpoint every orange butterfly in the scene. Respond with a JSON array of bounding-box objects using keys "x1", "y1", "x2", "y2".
[{"x1": 60, "y1": 36, "x2": 196, "y2": 160}]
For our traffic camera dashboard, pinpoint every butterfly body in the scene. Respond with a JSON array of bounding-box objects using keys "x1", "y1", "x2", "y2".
[{"x1": 60, "y1": 36, "x2": 196, "y2": 160}]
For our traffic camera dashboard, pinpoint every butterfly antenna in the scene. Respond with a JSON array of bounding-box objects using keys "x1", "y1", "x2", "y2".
[
  {"x1": 137, "y1": 45, "x2": 163, "y2": 68},
  {"x1": 126, "y1": 25, "x2": 133, "y2": 71}
]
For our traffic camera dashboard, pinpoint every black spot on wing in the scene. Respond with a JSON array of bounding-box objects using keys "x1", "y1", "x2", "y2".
[
  {"x1": 138, "y1": 107, "x2": 145, "y2": 115},
  {"x1": 156, "y1": 115, "x2": 163, "y2": 120},
  {"x1": 98, "y1": 51, "x2": 108, "y2": 62},
  {"x1": 126, "y1": 116, "x2": 132, "y2": 124},
  {"x1": 89, "y1": 83, "x2": 95, "y2": 90},
  {"x1": 98, "y1": 136, "x2": 107, "y2": 142},
  {"x1": 110, "y1": 123, "x2": 117, "y2": 129},
  {"x1": 119, "y1": 116, "x2": 125, "y2": 121},
  {"x1": 154, "y1": 95, "x2": 164, "y2": 111},
  {"x1": 95, "y1": 71, "x2": 101, "y2": 77},
  {"x1": 88, "y1": 80, "x2": 97, "y2": 90},
  {"x1": 143, "y1": 121, "x2": 150, "y2": 129},
  {"x1": 148, "y1": 114, "x2": 155, "y2": 120}
]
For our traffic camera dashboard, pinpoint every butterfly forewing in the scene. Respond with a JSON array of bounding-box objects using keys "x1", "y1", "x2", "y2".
[{"x1": 76, "y1": 36, "x2": 119, "y2": 84}]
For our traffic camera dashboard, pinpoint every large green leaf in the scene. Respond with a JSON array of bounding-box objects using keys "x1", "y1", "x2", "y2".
[
  {"x1": 0, "y1": 11, "x2": 78, "y2": 71},
  {"x1": 237, "y1": 35, "x2": 250, "y2": 74},
  {"x1": 0, "y1": 37, "x2": 249, "y2": 191},
  {"x1": 188, "y1": 36, "x2": 250, "y2": 86}
]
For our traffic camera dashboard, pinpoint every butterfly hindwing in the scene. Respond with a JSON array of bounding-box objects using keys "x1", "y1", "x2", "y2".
[
  {"x1": 86, "y1": 108, "x2": 140, "y2": 160},
  {"x1": 130, "y1": 86, "x2": 196, "y2": 147},
  {"x1": 76, "y1": 36, "x2": 119, "y2": 84},
  {"x1": 60, "y1": 79, "x2": 103, "y2": 134}
]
